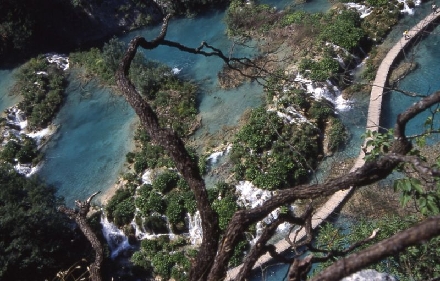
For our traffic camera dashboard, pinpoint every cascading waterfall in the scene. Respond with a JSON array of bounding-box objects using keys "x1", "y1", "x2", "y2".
[
  {"x1": 187, "y1": 211, "x2": 203, "y2": 245},
  {"x1": 101, "y1": 216, "x2": 132, "y2": 259}
]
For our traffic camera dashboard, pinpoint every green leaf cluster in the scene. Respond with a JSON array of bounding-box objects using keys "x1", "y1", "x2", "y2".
[
  {"x1": 105, "y1": 188, "x2": 135, "y2": 227},
  {"x1": 361, "y1": 129, "x2": 394, "y2": 161},
  {"x1": 318, "y1": 10, "x2": 365, "y2": 51},
  {"x1": 131, "y1": 236, "x2": 192, "y2": 280},
  {"x1": 299, "y1": 55, "x2": 340, "y2": 82},
  {"x1": 134, "y1": 171, "x2": 196, "y2": 233},
  {"x1": 231, "y1": 107, "x2": 320, "y2": 190}
]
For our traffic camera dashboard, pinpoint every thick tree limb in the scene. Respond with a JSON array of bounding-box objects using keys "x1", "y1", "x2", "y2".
[
  {"x1": 236, "y1": 208, "x2": 313, "y2": 281},
  {"x1": 311, "y1": 216, "x2": 440, "y2": 281},
  {"x1": 115, "y1": 16, "x2": 219, "y2": 281},
  {"x1": 58, "y1": 191, "x2": 102, "y2": 281}
]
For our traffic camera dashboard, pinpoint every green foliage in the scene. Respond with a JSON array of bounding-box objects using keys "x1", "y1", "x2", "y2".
[
  {"x1": 232, "y1": 107, "x2": 320, "y2": 189},
  {"x1": 212, "y1": 195, "x2": 238, "y2": 230},
  {"x1": 299, "y1": 55, "x2": 340, "y2": 82},
  {"x1": 314, "y1": 216, "x2": 440, "y2": 280},
  {"x1": 225, "y1": 1, "x2": 277, "y2": 36},
  {"x1": 394, "y1": 177, "x2": 440, "y2": 216},
  {"x1": 105, "y1": 188, "x2": 135, "y2": 227},
  {"x1": 70, "y1": 37, "x2": 125, "y2": 84},
  {"x1": 153, "y1": 170, "x2": 179, "y2": 194},
  {"x1": 318, "y1": 10, "x2": 365, "y2": 51},
  {"x1": 136, "y1": 184, "x2": 166, "y2": 216},
  {"x1": 0, "y1": 166, "x2": 81, "y2": 281},
  {"x1": 366, "y1": 0, "x2": 389, "y2": 7},
  {"x1": 229, "y1": 239, "x2": 249, "y2": 267},
  {"x1": 361, "y1": 129, "x2": 394, "y2": 161},
  {"x1": 0, "y1": 134, "x2": 41, "y2": 165},
  {"x1": 133, "y1": 236, "x2": 191, "y2": 280},
  {"x1": 14, "y1": 56, "x2": 66, "y2": 129},
  {"x1": 327, "y1": 117, "x2": 348, "y2": 151},
  {"x1": 165, "y1": 191, "x2": 186, "y2": 225},
  {"x1": 280, "y1": 10, "x2": 322, "y2": 27}
]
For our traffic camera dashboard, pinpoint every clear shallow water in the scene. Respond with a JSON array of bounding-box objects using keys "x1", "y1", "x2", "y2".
[
  {"x1": 38, "y1": 76, "x2": 136, "y2": 206},
  {"x1": 121, "y1": 10, "x2": 264, "y2": 135},
  {"x1": 0, "y1": 69, "x2": 21, "y2": 111},
  {"x1": 380, "y1": 2, "x2": 440, "y2": 141}
]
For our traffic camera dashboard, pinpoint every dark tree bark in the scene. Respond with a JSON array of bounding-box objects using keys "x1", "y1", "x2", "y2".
[
  {"x1": 59, "y1": 191, "x2": 103, "y2": 281},
  {"x1": 111, "y1": 16, "x2": 440, "y2": 281}
]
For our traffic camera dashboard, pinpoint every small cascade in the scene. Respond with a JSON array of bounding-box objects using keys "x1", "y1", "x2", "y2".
[
  {"x1": 101, "y1": 216, "x2": 133, "y2": 259},
  {"x1": 132, "y1": 214, "x2": 176, "y2": 240},
  {"x1": 187, "y1": 211, "x2": 203, "y2": 245},
  {"x1": 294, "y1": 74, "x2": 353, "y2": 111},
  {"x1": 235, "y1": 181, "x2": 295, "y2": 245}
]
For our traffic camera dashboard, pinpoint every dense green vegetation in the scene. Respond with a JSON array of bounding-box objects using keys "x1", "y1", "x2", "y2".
[
  {"x1": 231, "y1": 79, "x2": 347, "y2": 190},
  {"x1": 0, "y1": 134, "x2": 41, "y2": 165},
  {"x1": 12, "y1": 56, "x2": 66, "y2": 129},
  {"x1": 0, "y1": 166, "x2": 85, "y2": 281}
]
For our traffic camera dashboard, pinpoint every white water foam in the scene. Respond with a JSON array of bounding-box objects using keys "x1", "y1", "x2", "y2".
[{"x1": 101, "y1": 216, "x2": 133, "y2": 259}]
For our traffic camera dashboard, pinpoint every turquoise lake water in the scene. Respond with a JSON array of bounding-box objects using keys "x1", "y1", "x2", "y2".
[{"x1": 0, "y1": 0, "x2": 439, "y2": 278}]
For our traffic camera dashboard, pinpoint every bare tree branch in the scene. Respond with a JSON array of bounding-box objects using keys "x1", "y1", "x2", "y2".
[
  {"x1": 58, "y1": 191, "x2": 102, "y2": 281},
  {"x1": 311, "y1": 216, "x2": 440, "y2": 281}
]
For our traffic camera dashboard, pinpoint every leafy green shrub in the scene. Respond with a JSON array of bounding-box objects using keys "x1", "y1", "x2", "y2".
[
  {"x1": 106, "y1": 188, "x2": 135, "y2": 227},
  {"x1": 165, "y1": 191, "x2": 185, "y2": 226},
  {"x1": 0, "y1": 166, "x2": 83, "y2": 281},
  {"x1": 327, "y1": 117, "x2": 348, "y2": 151},
  {"x1": 366, "y1": 0, "x2": 389, "y2": 7},
  {"x1": 318, "y1": 10, "x2": 365, "y2": 51},
  {"x1": 212, "y1": 195, "x2": 238, "y2": 230},
  {"x1": 153, "y1": 171, "x2": 179, "y2": 193},
  {"x1": 136, "y1": 184, "x2": 166, "y2": 216},
  {"x1": 299, "y1": 55, "x2": 340, "y2": 81}
]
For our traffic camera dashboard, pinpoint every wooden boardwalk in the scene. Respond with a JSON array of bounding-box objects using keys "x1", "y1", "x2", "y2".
[{"x1": 226, "y1": 10, "x2": 440, "y2": 280}]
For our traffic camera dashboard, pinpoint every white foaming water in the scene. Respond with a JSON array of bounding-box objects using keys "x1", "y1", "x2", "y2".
[
  {"x1": 171, "y1": 67, "x2": 182, "y2": 75},
  {"x1": 345, "y1": 3, "x2": 373, "y2": 18},
  {"x1": 235, "y1": 181, "x2": 294, "y2": 244},
  {"x1": 45, "y1": 53, "x2": 70, "y2": 70},
  {"x1": 101, "y1": 216, "x2": 132, "y2": 259},
  {"x1": 206, "y1": 145, "x2": 232, "y2": 165},
  {"x1": 294, "y1": 74, "x2": 353, "y2": 111},
  {"x1": 187, "y1": 211, "x2": 203, "y2": 245},
  {"x1": 141, "y1": 169, "x2": 153, "y2": 184}
]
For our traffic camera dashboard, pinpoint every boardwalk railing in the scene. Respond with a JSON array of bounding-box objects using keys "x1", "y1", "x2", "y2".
[{"x1": 226, "y1": 10, "x2": 440, "y2": 280}]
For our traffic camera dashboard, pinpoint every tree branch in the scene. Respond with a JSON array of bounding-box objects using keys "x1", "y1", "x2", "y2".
[
  {"x1": 311, "y1": 216, "x2": 440, "y2": 281},
  {"x1": 58, "y1": 191, "x2": 102, "y2": 281},
  {"x1": 115, "y1": 16, "x2": 219, "y2": 281}
]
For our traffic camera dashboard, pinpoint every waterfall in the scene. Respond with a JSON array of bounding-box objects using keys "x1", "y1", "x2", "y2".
[
  {"x1": 187, "y1": 211, "x2": 203, "y2": 245},
  {"x1": 101, "y1": 216, "x2": 133, "y2": 259}
]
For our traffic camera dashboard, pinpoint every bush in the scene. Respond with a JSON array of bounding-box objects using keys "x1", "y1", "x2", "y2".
[
  {"x1": 106, "y1": 188, "x2": 135, "y2": 227},
  {"x1": 153, "y1": 171, "x2": 179, "y2": 193}
]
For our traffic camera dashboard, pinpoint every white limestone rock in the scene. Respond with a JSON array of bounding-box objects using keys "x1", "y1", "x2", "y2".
[{"x1": 341, "y1": 269, "x2": 397, "y2": 281}]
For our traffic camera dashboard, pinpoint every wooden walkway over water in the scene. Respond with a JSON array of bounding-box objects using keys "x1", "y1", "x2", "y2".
[{"x1": 226, "y1": 10, "x2": 440, "y2": 280}]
